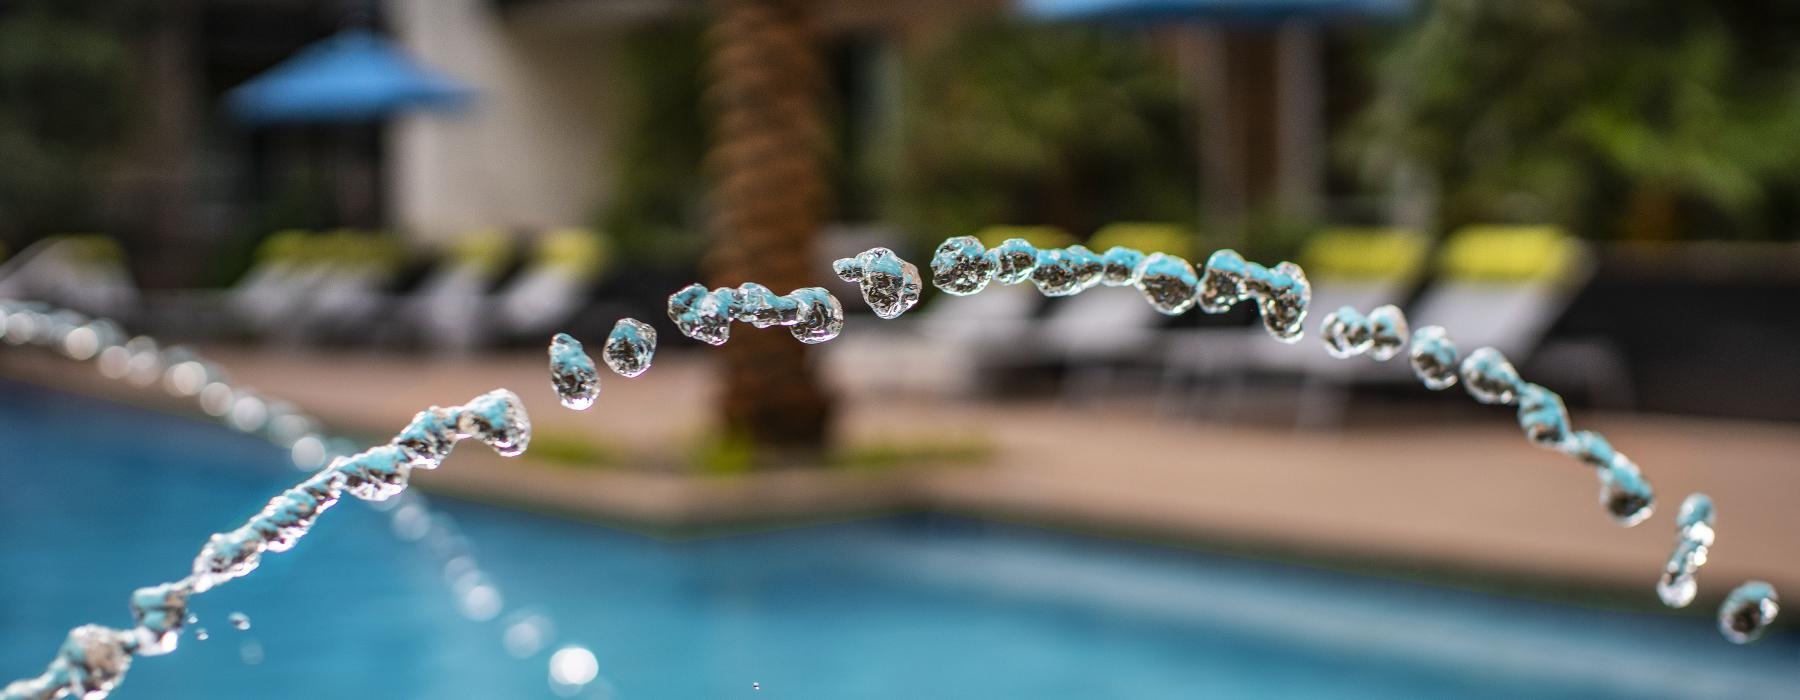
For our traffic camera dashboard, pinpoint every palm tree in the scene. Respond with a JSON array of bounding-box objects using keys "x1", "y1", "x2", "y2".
[{"x1": 701, "y1": 0, "x2": 834, "y2": 455}]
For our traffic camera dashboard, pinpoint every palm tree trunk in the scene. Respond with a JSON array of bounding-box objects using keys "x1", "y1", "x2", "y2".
[{"x1": 702, "y1": 0, "x2": 834, "y2": 455}]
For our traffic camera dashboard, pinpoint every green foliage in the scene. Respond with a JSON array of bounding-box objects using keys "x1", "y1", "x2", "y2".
[
  {"x1": 884, "y1": 21, "x2": 1197, "y2": 246},
  {"x1": 595, "y1": 20, "x2": 712, "y2": 266},
  {"x1": 1347, "y1": 0, "x2": 1800, "y2": 239},
  {"x1": 0, "y1": 1, "x2": 149, "y2": 245}
]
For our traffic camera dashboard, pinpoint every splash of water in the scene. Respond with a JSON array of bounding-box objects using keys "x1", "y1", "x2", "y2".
[
  {"x1": 548, "y1": 333, "x2": 601, "y2": 410},
  {"x1": 1320, "y1": 304, "x2": 1408, "y2": 361},
  {"x1": 668, "y1": 282, "x2": 845, "y2": 345},
  {"x1": 1657, "y1": 493, "x2": 1715, "y2": 608},
  {"x1": 834, "y1": 247, "x2": 923, "y2": 318},
  {"x1": 1719, "y1": 580, "x2": 1779, "y2": 644}
]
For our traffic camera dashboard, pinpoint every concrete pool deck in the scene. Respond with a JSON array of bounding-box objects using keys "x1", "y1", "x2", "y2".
[{"x1": 5, "y1": 347, "x2": 1797, "y2": 604}]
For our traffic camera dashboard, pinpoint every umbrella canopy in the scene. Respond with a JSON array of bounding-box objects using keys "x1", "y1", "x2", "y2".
[
  {"x1": 227, "y1": 29, "x2": 474, "y2": 124},
  {"x1": 1021, "y1": 0, "x2": 1411, "y2": 24}
]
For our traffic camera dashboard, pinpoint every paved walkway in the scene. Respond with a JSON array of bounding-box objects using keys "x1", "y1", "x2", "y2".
[{"x1": 6, "y1": 347, "x2": 1797, "y2": 602}]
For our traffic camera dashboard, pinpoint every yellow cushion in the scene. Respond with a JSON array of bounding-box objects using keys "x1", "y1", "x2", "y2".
[
  {"x1": 973, "y1": 225, "x2": 1075, "y2": 250},
  {"x1": 449, "y1": 229, "x2": 512, "y2": 276},
  {"x1": 50, "y1": 235, "x2": 126, "y2": 265},
  {"x1": 1298, "y1": 227, "x2": 1429, "y2": 282},
  {"x1": 254, "y1": 230, "x2": 314, "y2": 264},
  {"x1": 1437, "y1": 225, "x2": 1579, "y2": 282},
  {"x1": 536, "y1": 228, "x2": 611, "y2": 278},
  {"x1": 1088, "y1": 222, "x2": 1194, "y2": 259}
]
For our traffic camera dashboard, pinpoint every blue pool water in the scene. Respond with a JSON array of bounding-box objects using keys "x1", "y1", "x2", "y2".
[{"x1": 1, "y1": 380, "x2": 1795, "y2": 699}]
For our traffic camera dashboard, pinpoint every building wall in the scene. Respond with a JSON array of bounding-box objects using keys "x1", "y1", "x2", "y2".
[{"x1": 386, "y1": 0, "x2": 619, "y2": 245}]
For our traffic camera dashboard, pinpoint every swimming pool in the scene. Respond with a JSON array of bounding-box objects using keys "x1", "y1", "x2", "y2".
[{"x1": 1, "y1": 380, "x2": 1793, "y2": 699}]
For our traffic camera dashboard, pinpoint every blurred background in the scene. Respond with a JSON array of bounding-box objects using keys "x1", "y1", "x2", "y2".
[{"x1": 2, "y1": 0, "x2": 1799, "y2": 697}]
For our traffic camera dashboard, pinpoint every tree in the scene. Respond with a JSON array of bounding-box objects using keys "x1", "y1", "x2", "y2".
[
  {"x1": 886, "y1": 22, "x2": 1195, "y2": 246},
  {"x1": 0, "y1": 0, "x2": 144, "y2": 247},
  {"x1": 1348, "y1": 0, "x2": 1800, "y2": 239},
  {"x1": 701, "y1": 0, "x2": 835, "y2": 455}
]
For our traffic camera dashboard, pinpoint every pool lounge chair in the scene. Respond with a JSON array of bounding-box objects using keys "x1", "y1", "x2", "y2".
[
  {"x1": 1157, "y1": 227, "x2": 1429, "y2": 420},
  {"x1": 489, "y1": 227, "x2": 610, "y2": 345},
  {"x1": 0, "y1": 235, "x2": 140, "y2": 322}
]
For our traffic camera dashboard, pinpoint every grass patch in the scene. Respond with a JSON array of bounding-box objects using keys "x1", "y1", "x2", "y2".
[
  {"x1": 525, "y1": 429, "x2": 618, "y2": 469},
  {"x1": 827, "y1": 437, "x2": 991, "y2": 472},
  {"x1": 685, "y1": 431, "x2": 992, "y2": 474}
]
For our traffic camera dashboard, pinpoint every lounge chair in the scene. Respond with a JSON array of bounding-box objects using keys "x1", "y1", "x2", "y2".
[
  {"x1": 0, "y1": 235, "x2": 140, "y2": 322},
  {"x1": 490, "y1": 227, "x2": 610, "y2": 344},
  {"x1": 395, "y1": 229, "x2": 513, "y2": 353}
]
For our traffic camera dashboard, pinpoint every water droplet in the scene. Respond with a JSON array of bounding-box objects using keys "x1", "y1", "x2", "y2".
[
  {"x1": 458, "y1": 582, "x2": 503, "y2": 622},
  {"x1": 290, "y1": 434, "x2": 328, "y2": 471},
  {"x1": 335, "y1": 447, "x2": 412, "y2": 502},
  {"x1": 57, "y1": 625, "x2": 134, "y2": 698},
  {"x1": 668, "y1": 283, "x2": 733, "y2": 345},
  {"x1": 1028, "y1": 247, "x2": 1080, "y2": 297},
  {"x1": 1099, "y1": 246, "x2": 1145, "y2": 287},
  {"x1": 457, "y1": 389, "x2": 532, "y2": 457},
  {"x1": 728, "y1": 283, "x2": 800, "y2": 328},
  {"x1": 1196, "y1": 250, "x2": 1248, "y2": 314},
  {"x1": 1515, "y1": 384, "x2": 1572, "y2": 449},
  {"x1": 240, "y1": 639, "x2": 264, "y2": 666},
  {"x1": 228, "y1": 392, "x2": 269, "y2": 433},
  {"x1": 549, "y1": 645, "x2": 599, "y2": 696},
  {"x1": 128, "y1": 582, "x2": 190, "y2": 657},
  {"x1": 602, "y1": 318, "x2": 657, "y2": 377},
  {"x1": 1133, "y1": 253, "x2": 1199, "y2": 315},
  {"x1": 1657, "y1": 538, "x2": 1706, "y2": 608},
  {"x1": 1719, "y1": 580, "x2": 1779, "y2": 644},
  {"x1": 989, "y1": 238, "x2": 1039, "y2": 285},
  {"x1": 835, "y1": 247, "x2": 923, "y2": 318},
  {"x1": 547, "y1": 333, "x2": 600, "y2": 411},
  {"x1": 199, "y1": 381, "x2": 236, "y2": 416},
  {"x1": 753, "y1": 682, "x2": 762, "y2": 691},
  {"x1": 227, "y1": 612, "x2": 250, "y2": 631},
  {"x1": 1248, "y1": 261, "x2": 1310, "y2": 343},
  {"x1": 1407, "y1": 325, "x2": 1459, "y2": 389},
  {"x1": 1678, "y1": 493, "x2": 1716, "y2": 545},
  {"x1": 194, "y1": 628, "x2": 208, "y2": 641},
  {"x1": 1029, "y1": 245, "x2": 1103, "y2": 297},
  {"x1": 502, "y1": 611, "x2": 555, "y2": 659},
  {"x1": 929, "y1": 235, "x2": 996, "y2": 295},
  {"x1": 786, "y1": 287, "x2": 845, "y2": 344},
  {"x1": 1320, "y1": 306, "x2": 1372, "y2": 358},
  {"x1": 1459, "y1": 347, "x2": 1521, "y2": 404},
  {"x1": 1364, "y1": 305, "x2": 1408, "y2": 361},
  {"x1": 1597, "y1": 457, "x2": 1654, "y2": 527},
  {"x1": 1657, "y1": 493, "x2": 1717, "y2": 609}
]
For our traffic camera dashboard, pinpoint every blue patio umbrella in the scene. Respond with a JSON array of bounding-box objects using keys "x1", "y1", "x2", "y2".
[
  {"x1": 1021, "y1": 0, "x2": 1412, "y2": 24},
  {"x1": 227, "y1": 28, "x2": 474, "y2": 124}
]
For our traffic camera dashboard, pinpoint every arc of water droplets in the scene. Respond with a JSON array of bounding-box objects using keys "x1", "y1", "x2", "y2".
[
  {"x1": 667, "y1": 282, "x2": 844, "y2": 346},
  {"x1": 929, "y1": 235, "x2": 1311, "y2": 341},
  {"x1": 916, "y1": 236, "x2": 1774, "y2": 640},
  {"x1": 0, "y1": 300, "x2": 567, "y2": 700}
]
